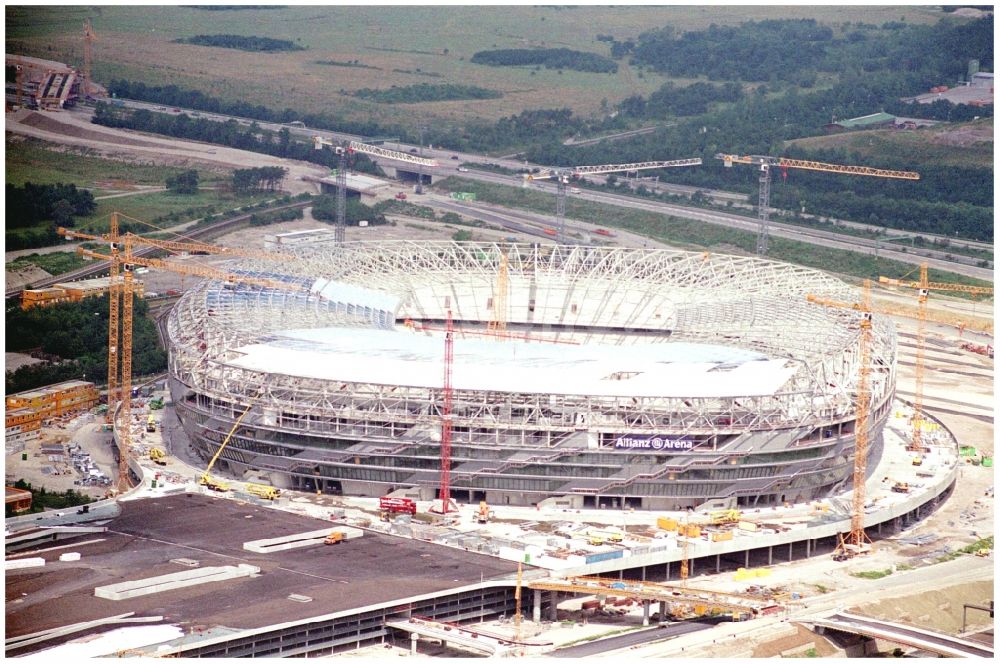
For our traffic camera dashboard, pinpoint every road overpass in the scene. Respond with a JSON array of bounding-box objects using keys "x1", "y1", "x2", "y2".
[{"x1": 799, "y1": 611, "x2": 994, "y2": 658}]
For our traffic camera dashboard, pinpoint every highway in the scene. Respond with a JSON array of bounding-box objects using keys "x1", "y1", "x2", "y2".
[
  {"x1": 804, "y1": 612, "x2": 993, "y2": 658},
  {"x1": 59, "y1": 101, "x2": 994, "y2": 282}
]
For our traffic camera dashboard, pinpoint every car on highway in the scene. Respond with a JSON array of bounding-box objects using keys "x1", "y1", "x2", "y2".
[
  {"x1": 172, "y1": 108, "x2": 180, "y2": 112},
  {"x1": 395, "y1": 192, "x2": 408, "y2": 200},
  {"x1": 457, "y1": 167, "x2": 469, "y2": 172},
  {"x1": 450, "y1": 155, "x2": 459, "y2": 160}
]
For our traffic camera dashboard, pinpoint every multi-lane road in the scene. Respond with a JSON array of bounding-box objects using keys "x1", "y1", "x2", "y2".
[{"x1": 32, "y1": 101, "x2": 996, "y2": 284}]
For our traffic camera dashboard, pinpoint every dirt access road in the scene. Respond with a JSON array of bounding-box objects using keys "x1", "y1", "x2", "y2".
[{"x1": 5, "y1": 109, "x2": 328, "y2": 195}]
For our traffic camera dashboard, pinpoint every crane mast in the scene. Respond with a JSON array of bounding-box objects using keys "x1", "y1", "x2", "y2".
[
  {"x1": 314, "y1": 137, "x2": 438, "y2": 243},
  {"x1": 808, "y1": 282, "x2": 875, "y2": 560},
  {"x1": 437, "y1": 309, "x2": 455, "y2": 514},
  {"x1": 527, "y1": 158, "x2": 701, "y2": 243},
  {"x1": 878, "y1": 264, "x2": 993, "y2": 454},
  {"x1": 487, "y1": 252, "x2": 510, "y2": 339},
  {"x1": 716, "y1": 153, "x2": 919, "y2": 256},
  {"x1": 75, "y1": 213, "x2": 311, "y2": 495}
]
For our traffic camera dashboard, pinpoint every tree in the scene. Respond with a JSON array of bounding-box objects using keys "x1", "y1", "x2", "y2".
[{"x1": 166, "y1": 169, "x2": 199, "y2": 194}]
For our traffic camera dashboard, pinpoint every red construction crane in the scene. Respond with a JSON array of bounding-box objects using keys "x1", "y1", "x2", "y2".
[
  {"x1": 715, "y1": 154, "x2": 920, "y2": 256},
  {"x1": 525, "y1": 158, "x2": 702, "y2": 242},
  {"x1": 433, "y1": 308, "x2": 456, "y2": 514}
]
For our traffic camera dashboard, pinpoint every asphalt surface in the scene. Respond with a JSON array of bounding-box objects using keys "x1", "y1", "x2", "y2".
[
  {"x1": 5, "y1": 492, "x2": 520, "y2": 651},
  {"x1": 548, "y1": 621, "x2": 714, "y2": 657}
]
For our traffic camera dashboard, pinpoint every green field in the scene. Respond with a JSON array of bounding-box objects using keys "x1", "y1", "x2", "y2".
[
  {"x1": 6, "y1": 252, "x2": 91, "y2": 276},
  {"x1": 785, "y1": 118, "x2": 994, "y2": 169},
  {"x1": 5, "y1": 5, "x2": 947, "y2": 128},
  {"x1": 6, "y1": 137, "x2": 228, "y2": 193}
]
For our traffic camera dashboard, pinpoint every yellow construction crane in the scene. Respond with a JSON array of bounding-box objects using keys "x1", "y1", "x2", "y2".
[
  {"x1": 715, "y1": 153, "x2": 920, "y2": 256},
  {"x1": 198, "y1": 399, "x2": 259, "y2": 492},
  {"x1": 73, "y1": 214, "x2": 309, "y2": 493},
  {"x1": 82, "y1": 18, "x2": 97, "y2": 99},
  {"x1": 878, "y1": 264, "x2": 993, "y2": 453},
  {"x1": 486, "y1": 251, "x2": 510, "y2": 339},
  {"x1": 514, "y1": 562, "x2": 523, "y2": 647},
  {"x1": 526, "y1": 158, "x2": 702, "y2": 242},
  {"x1": 807, "y1": 281, "x2": 875, "y2": 561}
]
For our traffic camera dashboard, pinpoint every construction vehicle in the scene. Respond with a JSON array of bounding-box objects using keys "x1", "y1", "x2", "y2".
[
  {"x1": 716, "y1": 153, "x2": 919, "y2": 255},
  {"x1": 475, "y1": 500, "x2": 494, "y2": 524},
  {"x1": 246, "y1": 483, "x2": 281, "y2": 500},
  {"x1": 198, "y1": 475, "x2": 230, "y2": 492},
  {"x1": 379, "y1": 495, "x2": 417, "y2": 520},
  {"x1": 912, "y1": 456, "x2": 923, "y2": 467},
  {"x1": 588, "y1": 534, "x2": 606, "y2": 546},
  {"x1": 149, "y1": 447, "x2": 167, "y2": 466},
  {"x1": 146, "y1": 414, "x2": 156, "y2": 432},
  {"x1": 891, "y1": 482, "x2": 911, "y2": 494},
  {"x1": 710, "y1": 509, "x2": 741, "y2": 525},
  {"x1": 324, "y1": 531, "x2": 344, "y2": 545},
  {"x1": 526, "y1": 157, "x2": 701, "y2": 242},
  {"x1": 588, "y1": 528, "x2": 624, "y2": 543}
]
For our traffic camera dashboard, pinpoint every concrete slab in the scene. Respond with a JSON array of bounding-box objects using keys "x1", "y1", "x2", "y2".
[{"x1": 94, "y1": 564, "x2": 260, "y2": 601}]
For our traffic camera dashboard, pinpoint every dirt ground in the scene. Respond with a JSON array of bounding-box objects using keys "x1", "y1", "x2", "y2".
[
  {"x1": 928, "y1": 121, "x2": 994, "y2": 147},
  {"x1": 5, "y1": 109, "x2": 328, "y2": 196},
  {"x1": 851, "y1": 579, "x2": 994, "y2": 634},
  {"x1": 5, "y1": 263, "x2": 52, "y2": 290}
]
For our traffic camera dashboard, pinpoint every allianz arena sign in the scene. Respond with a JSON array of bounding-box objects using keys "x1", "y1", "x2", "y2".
[{"x1": 613, "y1": 436, "x2": 695, "y2": 451}]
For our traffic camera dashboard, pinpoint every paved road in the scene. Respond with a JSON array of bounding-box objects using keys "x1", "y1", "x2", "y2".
[
  {"x1": 548, "y1": 621, "x2": 713, "y2": 657},
  {"x1": 61, "y1": 101, "x2": 995, "y2": 280}
]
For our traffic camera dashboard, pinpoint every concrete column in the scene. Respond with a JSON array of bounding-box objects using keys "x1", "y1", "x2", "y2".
[
  {"x1": 716, "y1": 553, "x2": 720, "y2": 573},
  {"x1": 745, "y1": 549, "x2": 750, "y2": 568},
  {"x1": 411, "y1": 633, "x2": 418, "y2": 656},
  {"x1": 658, "y1": 600, "x2": 667, "y2": 624},
  {"x1": 877, "y1": 521, "x2": 882, "y2": 536},
  {"x1": 806, "y1": 538, "x2": 811, "y2": 558},
  {"x1": 690, "y1": 557, "x2": 695, "y2": 576},
  {"x1": 768, "y1": 546, "x2": 773, "y2": 566},
  {"x1": 642, "y1": 600, "x2": 650, "y2": 626},
  {"x1": 533, "y1": 589, "x2": 541, "y2": 623},
  {"x1": 549, "y1": 591, "x2": 558, "y2": 621},
  {"x1": 641, "y1": 566, "x2": 646, "y2": 582},
  {"x1": 619, "y1": 569, "x2": 624, "y2": 580},
  {"x1": 665, "y1": 561, "x2": 670, "y2": 581},
  {"x1": 788, "y1": 542, "x2": 793, "y2": 562}
]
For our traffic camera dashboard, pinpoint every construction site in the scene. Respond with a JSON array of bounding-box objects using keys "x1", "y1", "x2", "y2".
[{"x1": 4, "y1": 28, "x2": 995, "y2": 658}]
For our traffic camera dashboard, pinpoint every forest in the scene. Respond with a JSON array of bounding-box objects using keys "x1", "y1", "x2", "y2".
[
  {"x1": 232, "y1": 167, "x2": 287, "y2": 193},
  {"x1": 353, "y1": 83, "x2": 501, "y2": 104},
  {"x1": 6, "y1": 182, "x2": 96, "y2": 229},
  {"x1": 471, "y1": 48, "x2": 618, "y2": 73},
  {"x1": 6, "y1": 294, "x2": 165, "y2": 394},
  {"x1": 99, "y1": 16, "x2": 993, "y2": 241},
  {"x1": 174, "y1": 34, "x2": 305, "y2": 52},
  {"x1": 311, "y1": 196, "x2": 388, "y2": 226}
]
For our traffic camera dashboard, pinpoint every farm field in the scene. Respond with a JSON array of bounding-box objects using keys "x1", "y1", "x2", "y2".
[{"x1": 6, "y1": 5, "x2": 946, "y2": 128}]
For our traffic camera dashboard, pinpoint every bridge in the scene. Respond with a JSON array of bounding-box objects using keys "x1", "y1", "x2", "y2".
[{"x1": 798, "y1": 611, "x2": 994, "y2": 658}]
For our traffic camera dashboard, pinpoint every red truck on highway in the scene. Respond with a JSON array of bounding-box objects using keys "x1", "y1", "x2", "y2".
[{"x1": 593, "y1": 228, "x2": 616, "y2": 237}]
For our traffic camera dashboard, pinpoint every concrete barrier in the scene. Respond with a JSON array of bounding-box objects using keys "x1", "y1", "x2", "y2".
[
  {"x1": 6, "y1": 557, "x2": 45, "y2": 570},
  {"x1": 242, "y1": 526, "x2": 363, "y2": 554},
  {"x1": 94, "y1": 564, "x2": 259, "y2": 601}
]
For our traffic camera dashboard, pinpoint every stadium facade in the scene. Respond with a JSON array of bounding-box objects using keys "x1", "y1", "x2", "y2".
[{"x1": 166, "y1": 242, "x2": 897, "y2": 511}]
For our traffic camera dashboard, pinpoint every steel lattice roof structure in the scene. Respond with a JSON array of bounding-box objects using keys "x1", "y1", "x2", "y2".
[{"x1": 166, "y1": 242, "x2": 897, "y2": 508}]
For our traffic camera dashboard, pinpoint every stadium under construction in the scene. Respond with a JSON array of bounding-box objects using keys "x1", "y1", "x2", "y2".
[{"x1": 166, "y1": 241, "x2": 898, "y2": 511}]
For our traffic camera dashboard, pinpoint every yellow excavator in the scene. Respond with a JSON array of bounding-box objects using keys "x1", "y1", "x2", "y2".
[{"x1": 149, "y1": 447, "x2": 167, "y2": 466}]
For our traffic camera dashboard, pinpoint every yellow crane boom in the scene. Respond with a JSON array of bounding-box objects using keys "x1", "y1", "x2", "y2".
[{"x1": 715, "y1": 153, "x2": 919, "y2": 256}]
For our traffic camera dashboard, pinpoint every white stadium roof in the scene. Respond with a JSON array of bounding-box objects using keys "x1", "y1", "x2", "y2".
[{"x1": 228, "y1": 327, "x2": 797, "y2": 398}]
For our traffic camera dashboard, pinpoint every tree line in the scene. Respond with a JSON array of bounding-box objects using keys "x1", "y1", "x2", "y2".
[
  {"x1": 174, "y1": 34, "x2": 305, "y2": 52},
  {"x1": 5, "y1": 479, "x2": 94, "y2": 517},
  {"x1": 471, "y1": 47, "x2": 618, "y2": 73},
  {"x1": 165, "y1": 169, "x2": 199, "y2": 194},
  {"x1": 6, "y1": 294, "x2": 166, "y2": 394},
  {"x1": 311, "y1": 196, "x2": 388, "y2": 226},
  {"x1": 233, "y1": 167, "x2": 287, "y2": 193},
  {"x1": 354, "y1": 83, "x2": 501, "y2": 104},
  {"x1": 6, "y1": 182, "x2": 96, "y2": 229},
  {"x1": 91, "y1": 102, "x2": 383, "y2": 177}
]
